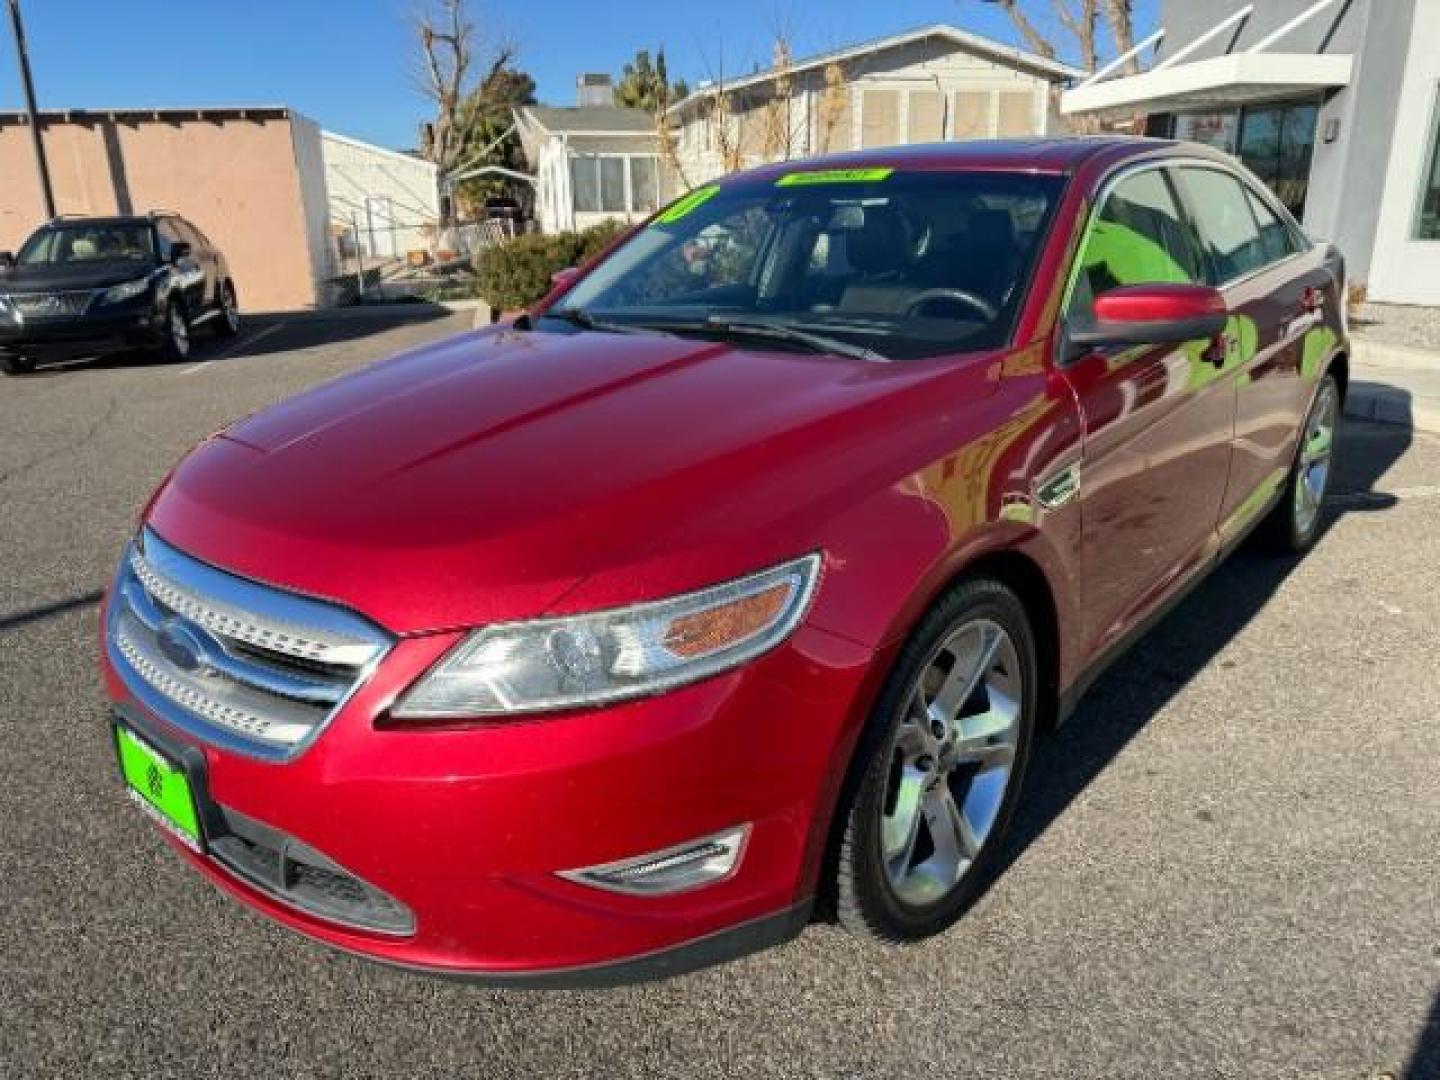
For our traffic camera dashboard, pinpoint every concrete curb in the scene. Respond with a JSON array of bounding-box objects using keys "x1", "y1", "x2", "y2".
[
  {"x1": 1351, "y1": 336, "x2": 1439, "y2": 373},
  {"x1": 248, "y1": 299, "x2": 486, "y2": 323}
]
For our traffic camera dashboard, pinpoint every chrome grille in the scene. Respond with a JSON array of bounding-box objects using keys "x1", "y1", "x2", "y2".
[
  {"x1": 6, "y1": 289, "x2": 95, "y2": 318},
  {"x1": 106, "y1": 529, "x2": 392, "y2": 760}
]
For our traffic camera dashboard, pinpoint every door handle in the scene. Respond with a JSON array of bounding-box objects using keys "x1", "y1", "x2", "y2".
[
  {"x1": 1299, "y1": 286, "x2": 1322, "y2": 314},
  {"x1": 1202, "y1": 334, "x2": 1228, "y2": 367}
]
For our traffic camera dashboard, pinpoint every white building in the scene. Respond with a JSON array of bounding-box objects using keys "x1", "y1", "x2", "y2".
[
  {"x1": 515, "y1": 85, "x2": 664, "y2": 235},
  {"x1": 666, "y1": 24, "x2": 1082, "y2": 187},
  {"x1": 1062, "y1": 0, "x2": 1440, "y2": 306},
  {"x1": 320, "y1": 130, "x2": 440, "y2": 260}
]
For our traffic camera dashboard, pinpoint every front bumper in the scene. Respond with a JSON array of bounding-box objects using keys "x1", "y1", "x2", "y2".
[
  {"x1": 101, "y1": 611, "x2": 879, "y2": 983},
  {"x1": 0, "y1": 307, "x2": 160, "y2": 355}
]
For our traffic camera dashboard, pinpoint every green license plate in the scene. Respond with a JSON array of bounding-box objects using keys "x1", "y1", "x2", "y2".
[{"x1": 115, "y1": 724, "x2": 203, "y2": 851}]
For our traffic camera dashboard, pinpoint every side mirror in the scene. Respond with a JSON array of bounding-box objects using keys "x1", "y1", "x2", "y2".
[
  {"x1": 550, "y1": 266, "x2": 580, "y2": 291},
  {"x1": 169, "y1": 241, "x2": 192, "y2": 263},
  {"x1": 0, "y1": 251, "x2": 13, "y2": 270},
  {"x1": 1067, "y1": 283, "x2": 1227, "y2": 356}
]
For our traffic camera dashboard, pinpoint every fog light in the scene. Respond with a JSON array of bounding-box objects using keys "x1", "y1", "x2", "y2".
[{"x1": 558, "y1": 825, "x2": 749, "y2": 896}]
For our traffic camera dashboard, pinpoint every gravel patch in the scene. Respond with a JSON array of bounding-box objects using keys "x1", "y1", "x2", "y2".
[{"x1": 1353, "y1": 302, "x2": 1440, "y2": 353}]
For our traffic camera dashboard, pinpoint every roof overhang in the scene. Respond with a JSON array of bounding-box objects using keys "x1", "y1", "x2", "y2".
[{"x1": 1062, "y1": 52, "x2": 1352, "y2": 116}]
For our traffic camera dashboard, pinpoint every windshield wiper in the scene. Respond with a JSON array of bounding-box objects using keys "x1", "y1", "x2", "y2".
[
  {"x1": 544, "y1": 306, "x2": 663, "y2": 336},
  {"x1": 699, "y1": 317, "x2": 888, "y2": 363}
]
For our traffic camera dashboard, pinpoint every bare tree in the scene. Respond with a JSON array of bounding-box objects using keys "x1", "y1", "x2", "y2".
[
  {"x1": 1103, "y1": 0, "x2": 1139, "y2": 73},
  {"x1": 816, "y1": 61, "x2": 848, "y2": 153},
  {"x1": 759, "y1": 33, "x2": 797, "y2": 162},
  {"x1": 412, "y1": 0, "x2": 515, "y2": 218}
]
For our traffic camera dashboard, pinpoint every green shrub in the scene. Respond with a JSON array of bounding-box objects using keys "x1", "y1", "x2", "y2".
[{"x1": 474, "y1": 220, "x2": 626, "y2": 311}]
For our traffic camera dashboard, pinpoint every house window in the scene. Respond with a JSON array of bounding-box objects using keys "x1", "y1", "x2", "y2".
[
  {"x1": 1417, "y1": 84, "x2": 1440, "y2": 240},
  {"x1": 569, "y1": 154, "x2": 663, "y2": 215},
  {"x1": 571, "y1": 156, "x2": 601, "y2": 213},
  {"x1": 629, "y1": 157, "x2": 659, "y2": 212}
]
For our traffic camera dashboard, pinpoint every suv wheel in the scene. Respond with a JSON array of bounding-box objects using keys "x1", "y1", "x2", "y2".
[
  {"x1": 215, "y1": 280, "x2": 240, "y2": 338},
  {"x1": 159, "y1": 299, "x2": 192, "y2": 361},
  {"x1": 835, "y1": 577, "x2": 1037, "y2": 942},
  {"x1": 1259, "y1": 373, "x2": 1340, "y2": 552},
  {"x1": 0, "y1": 352, "x2": 35, "y2": 375}
]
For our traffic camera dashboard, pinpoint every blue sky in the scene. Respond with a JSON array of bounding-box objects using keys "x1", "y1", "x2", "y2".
[{"x1": 0, "y1": 0, "x2": 1159, "y2": 150}]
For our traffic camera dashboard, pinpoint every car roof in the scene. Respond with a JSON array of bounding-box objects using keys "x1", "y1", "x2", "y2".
[
  {"x1": 730, "y1": 137, "x2": 1218, "y2": 185},
  {"x1": 38, "y1": 213, "x2": 172, "y2": 228}
]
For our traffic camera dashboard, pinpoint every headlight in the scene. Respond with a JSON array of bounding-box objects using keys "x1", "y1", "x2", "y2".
[
  {"x1": 392, "y1": 554, "x2": 821, "y2": 719},
  {"x1": 101, "y1": 277, "x2": 150, "y2": 304}
]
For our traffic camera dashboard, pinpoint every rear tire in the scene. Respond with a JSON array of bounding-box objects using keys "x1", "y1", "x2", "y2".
[
  {"x1": 214, "y1": 280, "x2": 240, "y2": 338},
  {"x1": 1258, "y1": 373, "x2": 1340, "y2": 553},
  {"x1": 0, "y1": 352, "x2": 35, "y2": 375},
  {"x1": 834, "y1": 577, "x2": 1037, "y2": 943}
]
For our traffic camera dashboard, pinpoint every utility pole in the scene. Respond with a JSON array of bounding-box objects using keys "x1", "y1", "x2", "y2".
[{"x1": 5, "y1": 0, "x2": 55, "y2": 219}]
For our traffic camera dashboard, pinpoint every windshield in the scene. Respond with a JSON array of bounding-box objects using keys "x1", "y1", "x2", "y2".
[
  {"x1": 16, "y1": 223, "x2": 155, "y2": 267},
  {"x1": 547, "y1": 169, "x2": 1065, "y2": 361}
]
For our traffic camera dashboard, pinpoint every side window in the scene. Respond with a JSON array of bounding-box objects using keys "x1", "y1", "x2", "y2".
[
  {"x1": 1068, "y1": 168, "x2": 1202, "y2": 323},
  {"x1": 154, "y1": 219, "x2": 183, "y2": 260},
  {"x1": 1173, "y1": 167, "x2": 1269, "y2": 283},
  {"x1": 1244, "y1": 186, "x2": 1299, "y2": 263},
  {"x1": 176, "y1": 220, "x2": 206, "y2": 251}
]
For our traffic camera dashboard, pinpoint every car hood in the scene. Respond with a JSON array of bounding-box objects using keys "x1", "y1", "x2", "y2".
[
  {"x1": 147, "y1": 326, "x2": 996, "y2": 634},
  {"x1": 0, "y1": 260, "x2": 155, "y2": 293}
]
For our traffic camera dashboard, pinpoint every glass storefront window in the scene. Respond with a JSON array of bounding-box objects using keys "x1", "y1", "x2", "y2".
[
  {"x1": 1418, "y1": 86, "x2": 1440, "y2": 240},
  {"x1": 1236, "y1": 102, "x2": 1318, "y2": 220},
  {"x1": 1174, "y1": 112, "x2": 1238, "y2": 154}
]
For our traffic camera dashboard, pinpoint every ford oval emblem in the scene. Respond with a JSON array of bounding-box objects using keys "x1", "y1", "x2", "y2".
[{"x1": 157, "y1": 618, "x2": 210, "y2": 675}]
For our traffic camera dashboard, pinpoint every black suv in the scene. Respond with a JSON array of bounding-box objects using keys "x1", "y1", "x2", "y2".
[{"x1": 0, "y1": 212, "x2": 239, "y2": 374}]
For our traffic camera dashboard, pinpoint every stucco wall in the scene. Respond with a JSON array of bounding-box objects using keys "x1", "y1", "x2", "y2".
[
  {"x1": 0, "y1": 113, "x2": 321, "y2": 310},
  {"x1": 1365, "y1": 0, "x2": 1440, "y2": 304}
]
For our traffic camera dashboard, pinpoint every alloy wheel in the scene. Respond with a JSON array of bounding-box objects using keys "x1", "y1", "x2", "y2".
[
  {"x1": 170, "y1": 304, "x2": 191, "y2": 357},
  {"x1": 1294, "y1": 381, "x2": 1338, "y2": 536},
  {"x1": 221, "y1": 284, "x2": 239, "y2": 332},
  {"x1": 880, "y1": 618, "x2": 1022, "y2": 907}
]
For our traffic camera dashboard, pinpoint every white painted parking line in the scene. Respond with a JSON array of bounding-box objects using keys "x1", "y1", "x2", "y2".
[{"x1": 179, "y1": 322, "x2": 287, "y2": 375}]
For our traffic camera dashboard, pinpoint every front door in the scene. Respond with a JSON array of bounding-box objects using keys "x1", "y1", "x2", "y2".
[
  {"x1": 1059, "y1": 165, "x2": 1238, "y2": 661},
  {"x1": 1235, "y1": 101, "x2": 1319, "y2": 220}
]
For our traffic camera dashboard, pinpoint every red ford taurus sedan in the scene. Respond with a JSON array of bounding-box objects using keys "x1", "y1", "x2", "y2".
[{"x1": 102, "y1": 138, "x2": 1347, "y2": 985}]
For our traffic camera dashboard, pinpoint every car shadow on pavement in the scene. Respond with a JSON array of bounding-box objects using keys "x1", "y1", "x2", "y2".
[
  {"x1": 1407, "y1": 991, "x2": 1440, "y2": 1078},
  {"x1": 977, "y1": 409, "x2": 1414, "y2": 962},
  {"x1": 10, "y1": 302, "x2": 459, "y2": 377},
  {"x1": 0, "y1": 589, "x2": 103, "y2": 634}
]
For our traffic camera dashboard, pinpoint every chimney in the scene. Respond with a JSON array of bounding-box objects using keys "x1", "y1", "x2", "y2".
[{"x1": 576, "y1": 73, "x2": 612, "y2": 107}]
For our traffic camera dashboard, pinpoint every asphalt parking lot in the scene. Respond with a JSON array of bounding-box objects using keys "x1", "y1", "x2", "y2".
[{"x1": 1, "y1": 311, "x2": 1437, "y2": 1078}]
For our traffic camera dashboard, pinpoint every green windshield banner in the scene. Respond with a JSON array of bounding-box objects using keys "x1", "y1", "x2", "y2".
[
  {"x1": 776, "y1": 167, "x2": 895, "y2": 187},
  {"x1": 654, "y1": 184, "x2": 722, "y2": 225}
]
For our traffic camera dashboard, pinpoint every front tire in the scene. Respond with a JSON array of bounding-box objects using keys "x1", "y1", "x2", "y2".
[
  {"x1": 0, "y1": 352, "x2": 35, "y2": 375},
  {"x1": 1259, "y1": 373, "x2": 1340, "y2": 553},
  {"x1": 835, "y1": 577, "x2": 1037, "y2": 942},
  {"x1": 158, "y1": 299, "x2": 192, "y2": 362},
  {"x1": 214, "y1": 280, "x2": 240, "y2": 338}
]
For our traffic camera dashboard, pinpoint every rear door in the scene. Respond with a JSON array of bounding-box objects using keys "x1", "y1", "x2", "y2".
[
  {"x1": 1059, "y1": 164, "x2": 1238, "y2": 661},
  {"x1": 1170, "y1": 165, "x2": 1329, "y2": 544}
]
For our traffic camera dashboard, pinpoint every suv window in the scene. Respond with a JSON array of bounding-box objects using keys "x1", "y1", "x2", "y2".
[
  {"x1": 154, "y1": 218, "x2": 184, "y2": 260},
  {"x1": 174, "y1": 219, "x2": 206, "y2": 251},
  {"x1": 1245, "y1": 187, "x2": 1299, "y2": 263},
  {"x1": 1173, "y1": 167, "x2": 1271, "y2": 283},
  {"x1": 1068, "y1": 168, "x2": 1203, "y2": 323}
]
